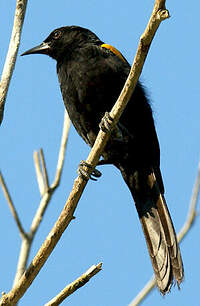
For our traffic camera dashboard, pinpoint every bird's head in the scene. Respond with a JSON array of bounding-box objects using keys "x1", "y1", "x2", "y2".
[{"x1": 21, "y1": 26, "x2": 102, "y2": 60}]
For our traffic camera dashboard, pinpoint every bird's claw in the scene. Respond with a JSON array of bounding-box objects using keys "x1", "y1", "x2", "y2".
[
  {"x1": 77, "y1": 160, "x2": 102, "y2": 181},
  {"x1": 99, "y1": 112, "x2": 114, "y2": 133}
]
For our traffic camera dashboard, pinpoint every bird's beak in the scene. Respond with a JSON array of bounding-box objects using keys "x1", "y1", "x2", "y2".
[{"x1": 21, "y1": 42, "x2": 50, "y2": 56}]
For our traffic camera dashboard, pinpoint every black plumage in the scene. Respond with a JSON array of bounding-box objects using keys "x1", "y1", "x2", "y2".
[{"x1": 22, "y1": 26, "x2": 184, "y2": 293}]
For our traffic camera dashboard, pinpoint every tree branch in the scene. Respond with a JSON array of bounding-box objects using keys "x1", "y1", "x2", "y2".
[
  {"x1": 33, "y1": 151, "x2": 45, "y2": 195},
  {"x1": 12, "y1": 238, "x2": 31, "y2": 288},
  {"x1": 45, "y1": 263, "x2": 102, "y2": 306},
  {"x1": 0, "y1": 172, "x2": 26, "y2": 239},
  {"x1": 34, "y1": 148, "x2": 50, "y2": 195},
  {"x1": 0, "y1": 2, "x2": 169, "y2": 305},
  {"x1": 0, "y1": 0, "x2": 28, "y2": 125},
  {"x1": 30, "y1": 111, "x2": 71, "y2": 236},
  {"x1": 1, "y1": 110, "x2": 70, "y2": 290},
  {"x1": 39, "y1": 148, "x2": 50, "y2": 191},
  {"x1": 51, "y1": 111, "x2": 70, "y2": 189},
  {"x1": 177, "y1": 162, "x2": 200, "y2": 242},
  {"x1": 129, "y1": 161, "x2": 200, "y2": 306}
]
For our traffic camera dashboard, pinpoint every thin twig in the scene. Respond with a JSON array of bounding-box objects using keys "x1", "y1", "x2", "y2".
[
  {"x1": 30, "y1": 111, "x2": 70, "y2": 236},
  {"x1": 0, "y1": 0, "x2": 28, "y2": 125},
  {"x1": 177, "y1": 162, "x2": 200, "y2": 242},
  {"x1": 12, "y1": 238, "x2": 31, "y2": 288},
  {"x1": 45, "y1": 263, "x2": 102, "y2": 306},
  {"x1": 0, "y1": 2, "x2": 169, "y2": 305},
  {"x1": 51, "y1": 110, "x2": 71, "y2": 189},
  {"x1": 11, "y1": 110, "x2": 70, "y2": 288},
  {"x1": 34, "y1": 151, "x2": 45, "y2": 195},
  {"x1": 30, "y1": 192, "x2": 52, "y2": 236},
  {"x1": 107, "y1": 1, "x2": 169, "y2": 126},
  {"x1": 31, "y1": 112, "x2": 70, "y2": 234},
  {"x1": 0, "y1": 172, "x2": 26, "y2": 239},
  {"x1": 129, "y1": 162, "x2": 200, "y2": 306},
  {"x1": 40, "y1": 148, "x2": 50, "y2": 191}
]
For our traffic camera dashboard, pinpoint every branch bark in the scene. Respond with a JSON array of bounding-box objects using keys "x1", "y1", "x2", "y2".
[
  {"x1": 0, "y1": 1, "x2": 169, "y2": 305},
  {"x1": 129, "y1": 162, "x2": 200, "y2": 306},
  {"x1": 0, "y1": 111, "x2": 70, "y2": 289},
  {"x1": 39, "y1": 148, "x2": 50, "y2": 191},
  {"x1": 45, "y1": 263, "x2": 102, "y2": 306},
  {"x1": 0, "y1": 0, "x2": 28, "y2": 125},
  {"x1": 33, "y1": 151, "x2": 46, "y2": 195}
]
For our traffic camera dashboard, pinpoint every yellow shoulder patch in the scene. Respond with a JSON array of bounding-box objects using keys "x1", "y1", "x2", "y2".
[{"x1": 101, "y1": 43, "x2": 126, "y2": 62}]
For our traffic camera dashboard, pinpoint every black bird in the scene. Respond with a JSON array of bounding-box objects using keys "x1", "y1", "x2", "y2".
[{"x1": 22, "y1": 26, "x2": 184, "y2": 293}]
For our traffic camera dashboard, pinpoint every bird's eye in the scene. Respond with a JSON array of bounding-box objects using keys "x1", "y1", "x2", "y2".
[{"x1": 53, "y1": 30, "x2": 62, "y2": 40}]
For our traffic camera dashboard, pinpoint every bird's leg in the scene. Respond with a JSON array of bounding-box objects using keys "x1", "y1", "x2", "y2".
[
  {"x1": 100, "y1": 112, "x2": 124, "y2": 143},
  {"x1": 99, "y1": 112, "x2": 114, "y2": 133},
  {"x1": 77, "y1": 160, "x2": 102, "y2": 181},
  {"x1": 100, "y1": 112, "x2": 133, "y2": 142}
]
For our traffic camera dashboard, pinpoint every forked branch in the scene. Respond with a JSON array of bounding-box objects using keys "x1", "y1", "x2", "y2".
[{"x1": 1, "y1": 111, "x2": 70, "y2": 289}]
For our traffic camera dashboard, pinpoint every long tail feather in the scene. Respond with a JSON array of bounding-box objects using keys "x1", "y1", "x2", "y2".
[{"x1": 120, "y1": 167, "x2": 184, "y2": 293}]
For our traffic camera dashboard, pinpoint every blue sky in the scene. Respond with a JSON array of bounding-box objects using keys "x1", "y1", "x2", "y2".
[{"x1": 0, "y1": 1, "x2": 199, "y2": 305}]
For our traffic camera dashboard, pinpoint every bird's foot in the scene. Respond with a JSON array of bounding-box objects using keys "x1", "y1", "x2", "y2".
[
  {"x1": 77, "y1": 160, "x2": 102, "y2": 181},
  {"x1": 99, "y1": 112, "x2": 114, "y2": 133}
]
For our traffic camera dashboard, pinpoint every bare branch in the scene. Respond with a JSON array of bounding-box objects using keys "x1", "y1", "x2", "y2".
[
  {"x1": 39, "y1": 148, "x2": 50, "y2": 191},
  {"x1": 129, "y1": 277, "x2": 155, "y2": 306},
  {"x1": 0, "y1": 0, "x2": 28, "y2": 125},
  {"x1": 29, "y1": 192, "x2": 52, "y2": 237},
  {"x1": 107, "y1": 3, "x2": 169, "y2": 127},
  {"x1": 34, "y1": 151, "x2": 45, "y2": 195},
  {"x1": 153, "y1": 0, "x2": 167, "y2": 12},
  {"x1": 0, "y1": 172, "x2": 26, "y2": 239},
  {"x1": 30, "y1": 111, "x2": 70, "y2": 236},
  {"x1": 129, "y1": 162, "x2": 200, "y2": 306},
  {"x1": 0, "y1": 2, "x2": 169, "y2": 305},
  {"x1": 6, "y1": 110, "x2": 70, "y2": 295},
  {"x1": 45, "y1": 263, "x2": 102, "y2": 306},
  {"x1": 34, "y1": 148, "x2": 50, "y2": 194},
  {"x1": 12, "y1": 238, "x2": 31, "y2": 288},
  {"x1": 51, "y1": 110, "x2": 71, "y2": 189},
  {"x1": 177, "y1": 162, "x2": 200, "y2": 242}
]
